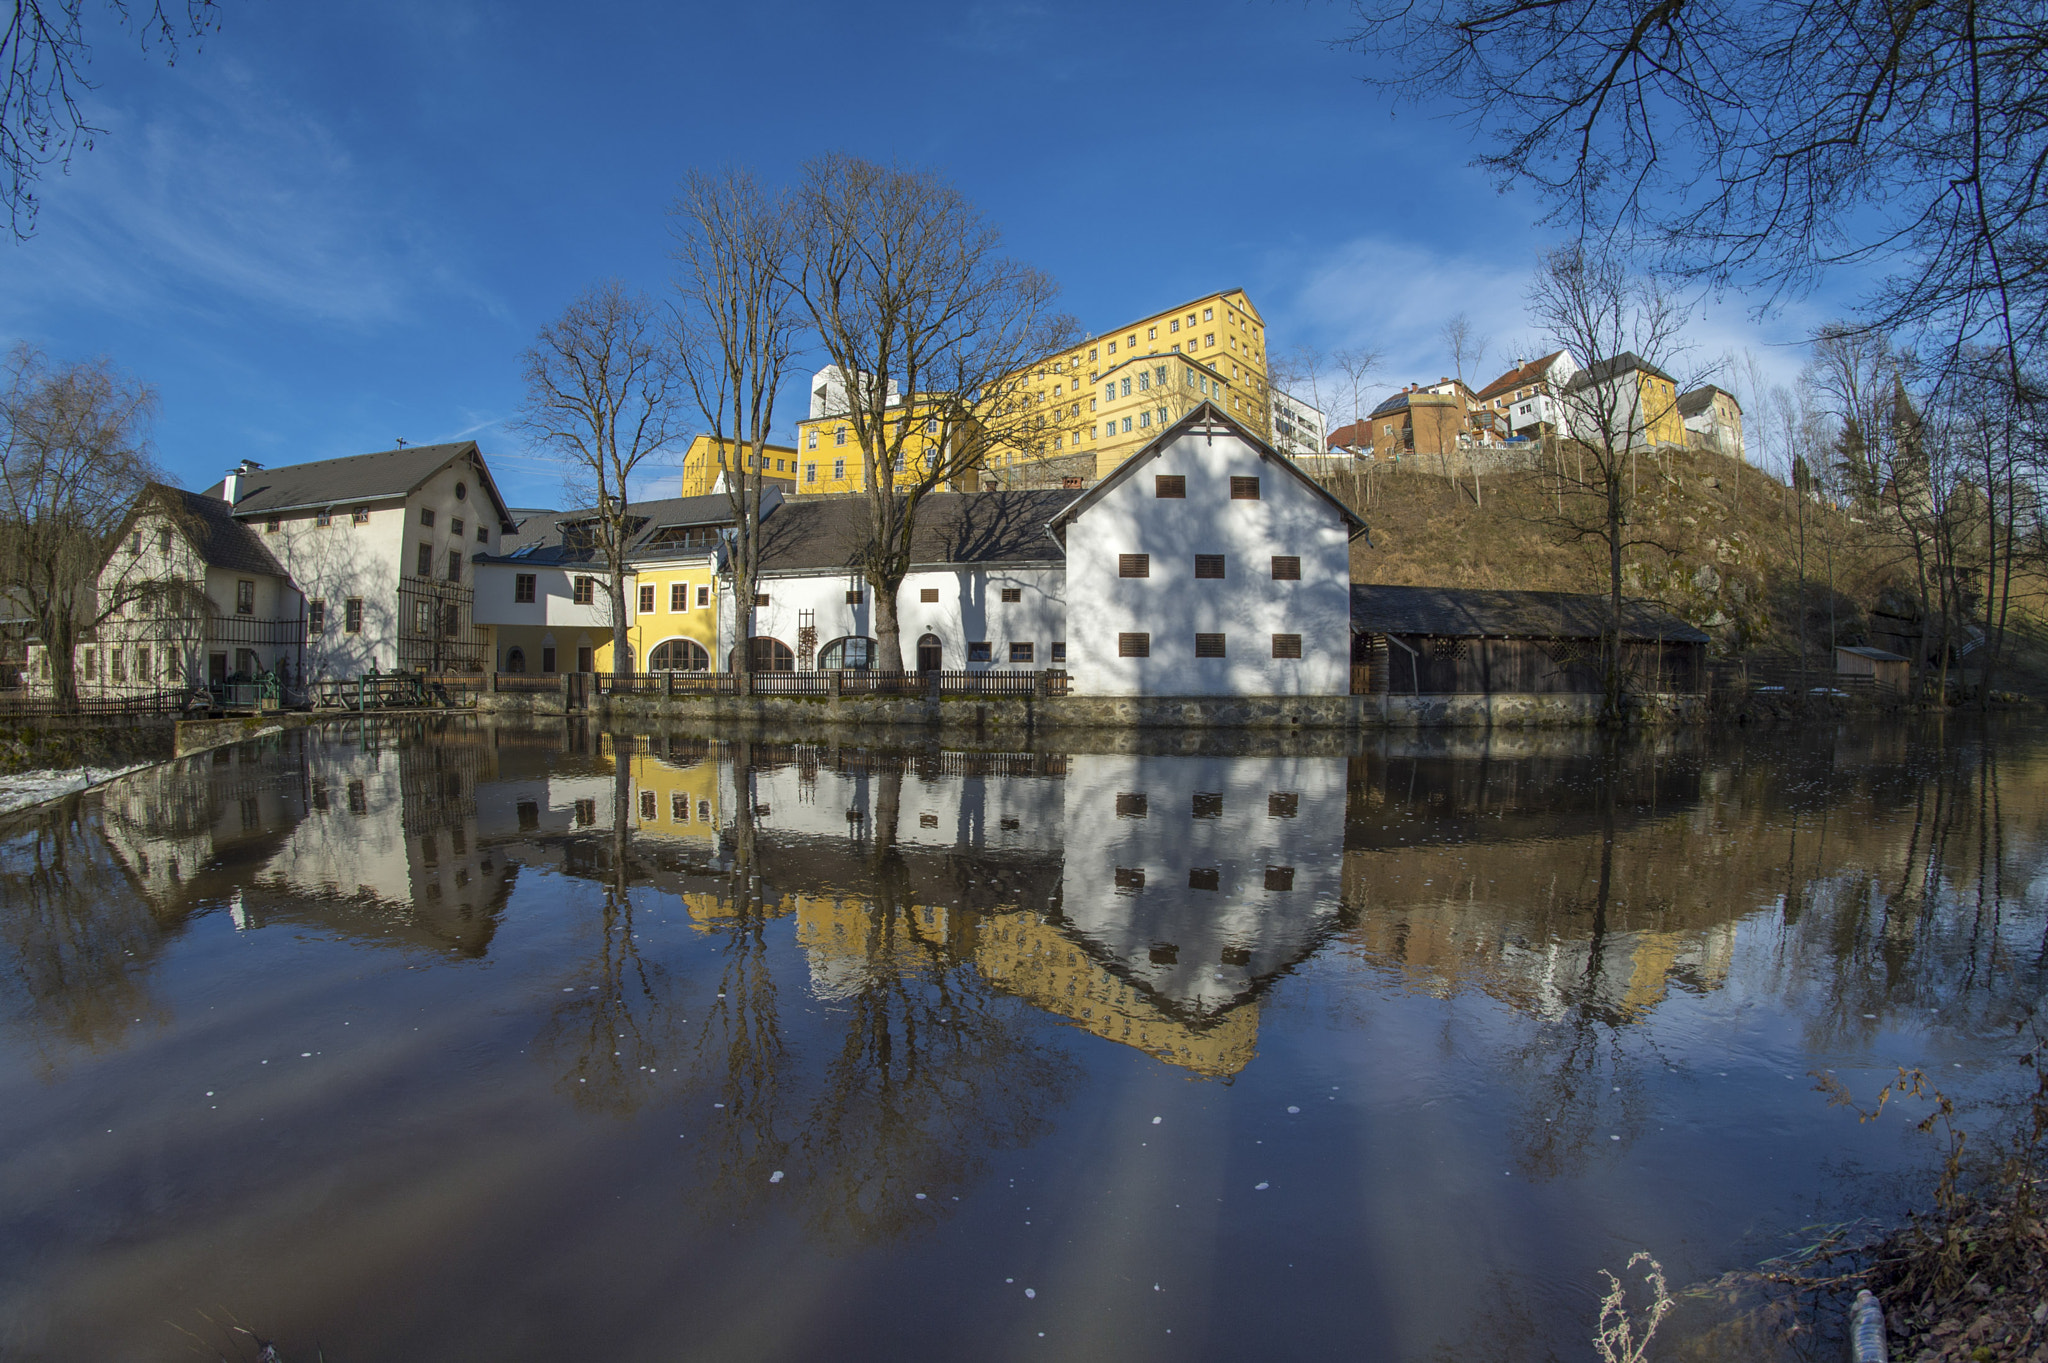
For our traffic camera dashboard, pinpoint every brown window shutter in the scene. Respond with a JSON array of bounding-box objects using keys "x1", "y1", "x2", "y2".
[
  {"x1": 844, "y1": 589, "x2": 863, "y2": 604},
  {"x1": 1230, "y1": 476, "x2": 1261, "y2": 500},
  {"x1": 920, "y1": 587, "x2": 939, "y2": 602},
  {"x1": 1001, "y1": 587, "x2": 1022, "y2": 602},
  {"x1": 1271, "y1": 633, "x2": 1303, "y2": 659},
  {"x1": 1195, "y1": 633, "x2": 1226, "y2": 658},
  {"x1": 1270, "y1": 555, "x2": 1301, "y2": 580},
  {"x1": 1194, "y1": 554, "x2": 1225, "y2": 579},
  {"x1": 1118, "y1": 553, "x2": 1150, "y2": 578},
  {"x1": 1154, "y1": 474, "x2": 1186, "y2": 498},
  {"x1": 1117, "y1": 632, "x2": 1150, "y2": 658}
]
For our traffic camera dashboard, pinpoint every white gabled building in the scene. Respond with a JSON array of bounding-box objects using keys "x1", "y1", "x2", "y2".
[
  {"x1": 737, "y1": 490, "x2": 1071, "y2": 672},
  {"x1": 205, "y1": 442, "x2": 517, "y2": 678},
  {"x1": 1050, "y1": 402, "x2": 1367, "y2": 697}
]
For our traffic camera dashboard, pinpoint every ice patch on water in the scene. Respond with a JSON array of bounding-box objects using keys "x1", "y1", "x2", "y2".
[{"x1": 0, "y1": 762, "x2": 151, "y2": 818}]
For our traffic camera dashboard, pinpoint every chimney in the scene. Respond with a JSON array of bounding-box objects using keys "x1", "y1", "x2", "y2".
[{"x1": 221, "y1": 459, "x2": 262, "y2": 505}]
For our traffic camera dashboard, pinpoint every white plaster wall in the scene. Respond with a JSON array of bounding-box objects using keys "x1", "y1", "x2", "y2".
[
  {"x1": 741, "y1": 562, "x2": 1066, "y2": 671},
  {"x1": 748, "y1": 761, "x2": 1065, "y2": 852},
  {"x1": 1063, "y1": 428, "x2": 1352, "y2": 696},
  {"x1": 1059, "y1": 752, "x2": 1346, "y2": 1016}
]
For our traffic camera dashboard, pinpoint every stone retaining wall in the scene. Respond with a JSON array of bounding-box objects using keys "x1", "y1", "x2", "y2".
[{"x1": 483, "y1": 689, "x2": 1709, "y2": 730}]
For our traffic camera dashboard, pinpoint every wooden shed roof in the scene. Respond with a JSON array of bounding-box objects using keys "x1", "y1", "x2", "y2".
[{"x1": 1351, "y1": 584, "x2": 1709, "y2": 643}]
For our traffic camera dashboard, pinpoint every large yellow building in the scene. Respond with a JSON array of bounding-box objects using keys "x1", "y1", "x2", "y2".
[
  {"x1": 674, "y1": 434, "x2": 800, "y2": 497},
  {"x1": 787, "y1": 289, "x2": 1272, "y2": 493},
  {"x1": 789, "y1": 396, "x2": 966, "y2": 496}
]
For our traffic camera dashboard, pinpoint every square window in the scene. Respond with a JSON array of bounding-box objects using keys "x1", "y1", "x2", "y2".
[
  {"x1": 920, "y1": 587, "x2": 939, "y2": 602},
  {"x1": 1271, "y1": 555, "x2": 1302, "y2": 580},
  {"x1": 1195, "y1": 633, "x2": 1226, "y2": 658},
  {"x1": 451, "y1": 518, "x2": 464, "y2": 537},
  {"x1": 1050, "y1": 642, "x2": 1066, "y2": 663},
  {"x1": 515, "y1": 574, "x2": 536, "y2": 604},
  {"x1": 1107, "y1": 340, "x2": 1116, "y2": 354},
  {"x1": 671, "y1": 582, "x2": 688, "y2": 611},
  {"x1": 845, "y1": 589, "x2": 864, "y2": 604},
  {"x1": 1192, "y1": 792, "x2": 1222, "y2": 819},
  {"x1": 967, "y1": 641, "x2": 992, "y2": 662},
  {"x1": 1268, "y1": 793, "x2": 1299, "y2": 819},
  {"x1": 265, "y1": 518, "x2": 280, "y2": 534},
  {"x1": 1170, "y1": 318, "x2": 1180, "y2": 333},
  {"x1": 1001, "y1": 587, "x2": 1022, "y2": 602},
  {"x1": 477, "y1": 525, "x2": 489, "y2": 543},
  {"x1": 574, "y1": 576, "x2": 595, "y2": 605},
  {"x1": 639, "y1": 585, "x2": 655, "y2": 613},
  {"x1": 1230, "y1": 476, "x2": 1261, "y2": 500},
  {"x1": 316, "y1": 510, "x2": 332, "y2": 527},
  {"x1": 1203, "y1": 307, "x2": 1213, "y2": 321},
  {"x1": 754, "y1": 593, "x2": 769, "y2": 607},
  {"x1": 1188, "y1": 868, "x2": 1219, "y2": 891},
  {"x1": 1265, "y1": 866, "x2": 1295, "y2": 891},
  {"x1": 1118, "y1": 632, "x2": 1150, "y2": 658},
  {"x1": 1155, "y1": 474, "x2": 1185, "y2": 498},
  {"x1": 1116, "y1": 793, "x2": 1148, "y2": 818},
  {"x1": 420, "y1": 508, "x2": 436, "y2": 527},
  {"x1": 1114, "y1": 867, "x2": 1145, "y2": 890},
  {"x1": 1271, "y1": 633, "x2": 1303, "y2": 659},
  {"x1": 1118, "y1": 553, "x2": 1150, "y2": 578},
  {"x1": 1009, "y1": 642, "x2": 1033, "y2": 662},
  {"x1": 1194, "y1": 554, "x2": 1225, "y2": 579}
]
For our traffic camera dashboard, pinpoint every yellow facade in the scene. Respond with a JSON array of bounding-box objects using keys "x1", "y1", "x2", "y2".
[
  {"x1": 788, "y1": 290, "x2": 1271, "y2": 492},
  {"x1": 1007, "y1": 287, "x2": 1271, "y2": 481},
  {"x1": 788, "y1": 399, "x2": 966, "y2": 496},
  {"x1": 624, "y1": 548, "x2": 722, "y2": 672},
  {"x1": 1636, "y1": 372, "x2": 1688, "y2": 447},
  {"x1": 676, "y1": 434, "x2": 799, "y2": 497},
  {"x1": 624, "y1": 747, "x2": 726, "y2": 851}
]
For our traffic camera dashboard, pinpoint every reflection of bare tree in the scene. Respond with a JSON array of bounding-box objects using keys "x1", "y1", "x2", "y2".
[{"x1": 0, "y1": 798, "x2": 166, "y2": 1071}]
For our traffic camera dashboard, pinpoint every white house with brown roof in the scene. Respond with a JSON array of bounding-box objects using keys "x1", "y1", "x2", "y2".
[
  {"x1": 1475, "y1": 350, "x2": 1579, "y2": 439},
  {"x1": 30, "y1": 483, "x2": 304, "y2": 696},
  {"x1": 206, "y1": 442, "x2": 517, "y2": 678},
  {"x1": 1053, "y1": 403, "x2": 1367, "y2": 697}
]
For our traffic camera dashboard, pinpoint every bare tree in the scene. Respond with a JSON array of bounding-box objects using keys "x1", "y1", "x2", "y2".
[
  {"x1": 2, "y1": 0, "x2": 220, "y2": 238},
  {"x1": 671, "y1": 167, "x2": 800, "y2": 679},
  {"x1": 1441, "y1": 311, "x2": 1491, "y2": 388},
  {"x1": 789, "y1": 154, "x2": 1079, "y2": 672},
  {"x1": 515, "y1": 282, "x2": 685, "y2": 676},
  {"x1": 0, "y1": 344, "x2": 161, "y2": 705},
  {"x1": 1340, "y1": 0, "x2": 2048, "y2": 407},
  {"x1": 1530, "y1": 247, "x2": 1701, "y2": 718}
]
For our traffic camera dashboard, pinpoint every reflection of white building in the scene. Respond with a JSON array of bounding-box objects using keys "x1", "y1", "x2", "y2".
[{"x1": 1059, "y1": 752, "x2": 1347, "y2": 1018}]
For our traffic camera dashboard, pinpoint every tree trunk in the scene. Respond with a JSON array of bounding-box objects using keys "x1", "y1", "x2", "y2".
[
  {"x1": 610, "y1": 574, "x2": 631, "y2": 675},
  {"x1": 872, "y1": 577, "x2": 904, "y2": 672},
  {"x1": 1605, "y1": 470, "x2": 1625, "y2": 722}
]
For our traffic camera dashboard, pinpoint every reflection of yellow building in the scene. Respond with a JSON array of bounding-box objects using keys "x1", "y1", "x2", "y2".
[
  {"x1": 795, "y1": 892, "x2": 952, "y2": 997},
  {"x1": 626, "y1": 750, "x2": 725, "y2": 847},
  {"x1": 976, "y1": 912, "x2": 1259, "y2": 1076},
  {"x1": 675, "y1": 434, "x2": 799, "y2": 497}
]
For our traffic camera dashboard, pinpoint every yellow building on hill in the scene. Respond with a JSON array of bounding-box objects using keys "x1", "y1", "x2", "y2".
[
  {"x1": 787, "y1": 289, "x2": 1271, "y2": 493},
  {"x1": 675, "y1": 434, "x2": 799, "y2": 497},
  {"x1": 789, "y1": 397, "x2": 966, "y2": 496}
]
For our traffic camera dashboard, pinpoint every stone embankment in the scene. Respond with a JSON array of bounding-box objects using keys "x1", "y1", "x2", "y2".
[{"x1": 477, "y1": 688, "x2": 1711, "y2": 731}]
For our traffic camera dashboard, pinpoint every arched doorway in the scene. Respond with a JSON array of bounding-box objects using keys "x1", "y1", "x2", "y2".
[
  {"x1": 726, "y1": 637, "x2": 795, "y2": 672},
  {"x1": 504, "y1": 647, "x2": 527, "y2": 673},
  {"x1": 649, "y1": 638, "x2": 711, "y2": 671},
  {"x1": 916, "y1": 633, "x2": 943, "y2": 672}
]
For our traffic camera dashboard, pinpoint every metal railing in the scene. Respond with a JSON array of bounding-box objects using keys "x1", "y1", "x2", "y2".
[
  {"x1": 0, "y1": 686, "x2": 201, "y2": 718},
  {"x1": 586, "y1": 668, "x2": 1069, "y2": 700}
]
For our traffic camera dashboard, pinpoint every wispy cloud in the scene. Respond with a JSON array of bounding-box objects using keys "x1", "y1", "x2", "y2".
[
  {"x1": 1266, "y1": 233, "x2": 1819, "y2": 415},
  {"x1": 0, "y1": 60, "x2": 502, "y2": 334}
]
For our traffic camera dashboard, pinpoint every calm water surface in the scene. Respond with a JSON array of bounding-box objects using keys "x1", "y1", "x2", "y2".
[{"x1": 1, "y1": 718, "x2": 2044, "y2": 1361}]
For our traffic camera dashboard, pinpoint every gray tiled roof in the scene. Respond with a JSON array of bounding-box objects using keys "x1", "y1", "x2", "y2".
[
  {"x1": 1350, "y1": 584, "x2": 1708, "y2": 643},
  {"x1": 149, "y1": 484, "x2": 290, "y2": 577},
  {"x1": 203, "y1": 442, "x2": 492, "y2": 517},
  {"x1": 1676, "y1": 385, "x2": 1738, "y2": 418},
  {"x1": 757, "y1": 491, "x2": 1072, "y2": 575},
  {"x1": 1563, "y1": 352, "x2": 1677, "y2": 391}
]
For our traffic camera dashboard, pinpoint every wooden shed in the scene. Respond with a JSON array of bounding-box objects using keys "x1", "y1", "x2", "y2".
[
  {"x1": 1350, "y1": 585, "x2": 1709, "y2": 695},
  {"x1": 1834, "y1": 644, "x2": 1910, "y2": 695}
]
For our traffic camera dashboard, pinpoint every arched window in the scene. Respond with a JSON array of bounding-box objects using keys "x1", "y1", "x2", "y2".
[
  {"x1": 916, "y1": 633, "x2": 942, "y2": 672},
  {"x1": 504, "y1": 647, "x2": 526, "y2": 673},
  {"x1": 817, "y1": 636, "x2": 876, "y2": 670},
  {"x1": 727, "y1": 637, "x2": 795, "y2": 672},
  {"x1": 648, "y1": 638, "x2": 711, "y2": 672}
]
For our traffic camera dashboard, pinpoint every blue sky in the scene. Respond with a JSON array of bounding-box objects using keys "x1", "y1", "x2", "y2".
[{"x1": 0, "y1": 0, "x2": 1845, "y2": 506}]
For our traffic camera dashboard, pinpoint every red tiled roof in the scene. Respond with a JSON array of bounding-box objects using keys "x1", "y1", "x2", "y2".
[{"x1": 1475, "y1": 351, "x2": 1568, "y2": 402}]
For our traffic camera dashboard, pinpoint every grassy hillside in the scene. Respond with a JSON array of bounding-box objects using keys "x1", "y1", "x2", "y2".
[{"x1": 1326, "y1": 444, "x2": 2048, "y2": 685}]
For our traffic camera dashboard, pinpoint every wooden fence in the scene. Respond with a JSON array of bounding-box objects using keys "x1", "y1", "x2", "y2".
[
  {"x1": 588, "y1": 669, "x2": 1068, "y2": 700},
  {"x1": 0, "y1": 687, "x2": 199, "y2": 719}
]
